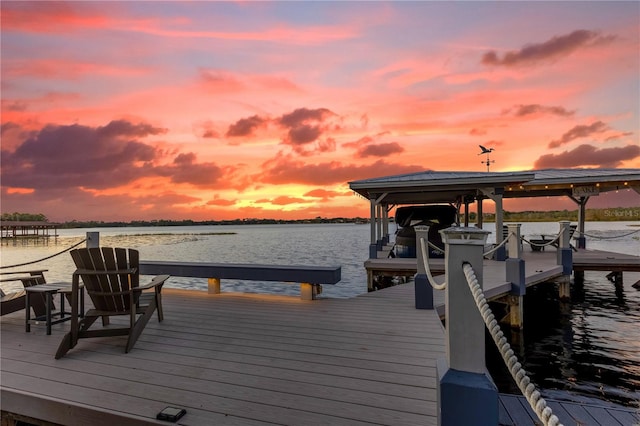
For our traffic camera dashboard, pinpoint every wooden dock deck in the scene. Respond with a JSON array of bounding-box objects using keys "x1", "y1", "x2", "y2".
[
  {"x1": 2, "y1": 251, "x2": 639, "y2": 425},
  {"x1": 1, "y1": 286, "x2": 445, "y2": 425}
]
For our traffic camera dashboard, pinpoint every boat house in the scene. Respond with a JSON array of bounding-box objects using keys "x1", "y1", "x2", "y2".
[{"x1": 349, "y1": 168, "x2": 640, "y2": 259}]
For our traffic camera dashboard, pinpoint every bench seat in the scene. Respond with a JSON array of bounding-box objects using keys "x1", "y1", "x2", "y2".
[{"x1": 139, "y1": 261, "x2": 341, "y2": 300}]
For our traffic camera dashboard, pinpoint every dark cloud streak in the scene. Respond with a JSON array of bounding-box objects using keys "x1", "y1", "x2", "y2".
[
  {"x1": 548, "y1": 121, "x2": 608, "y2": 148},
  {"x1": 534, "y1": 144, "x2": 640, "y2": 168},
  {"x1": 482, "y1": 30, "x2": 614, "y2": 67}
]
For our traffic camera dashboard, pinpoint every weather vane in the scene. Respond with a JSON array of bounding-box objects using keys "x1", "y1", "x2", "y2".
[{"x1": 478, "y1": 145, "x2": 495, "y2": 172}]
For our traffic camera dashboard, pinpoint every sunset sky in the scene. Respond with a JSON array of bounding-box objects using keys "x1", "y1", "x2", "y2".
[{"x1": 1, "y1": 1, "x2": 639, "y2": 222}]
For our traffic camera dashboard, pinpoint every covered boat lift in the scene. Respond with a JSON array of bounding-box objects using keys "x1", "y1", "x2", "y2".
[{"x1": 349, "y1": 168, "x2": 640, "y2": 260}]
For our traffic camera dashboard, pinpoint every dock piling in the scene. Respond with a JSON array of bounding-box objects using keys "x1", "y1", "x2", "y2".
[
  {"x1": 504, "y1": 224, "x2": 526, "y2": 329},
  {"x1": 437, "y1": 227, "x2": 498, "y2": 426},
  {"x1": 414, "y1": 225, "x2": 434, "y2": 309}
]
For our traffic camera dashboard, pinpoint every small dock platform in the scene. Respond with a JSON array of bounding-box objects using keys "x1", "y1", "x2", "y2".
[
  {"x1": 572, "y1": 248, "x2": 640, "y2": 272},
  {"x1": 1, "y1": 221, "x2": 59, "y2": 244}
]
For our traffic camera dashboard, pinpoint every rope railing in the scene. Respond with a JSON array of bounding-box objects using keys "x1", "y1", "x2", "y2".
[
  {"x1": 521, "y1": 228, "x2": 564, "y2": 250},
  {"x1": 0, "y1": 238, "x2": 87, "y2": 270},
  {"x1": 418, "y1": 237, "x2": 447, "y2": 290},
  {"x1": 574, "y1": 228, "x2": 640, "y2": 240},
  {"x1": 462, "y1": 262, "x2": 563, "y2": 426},
  {"x1": 483, "y1": 232, "x2": 512, "y2": 257}
]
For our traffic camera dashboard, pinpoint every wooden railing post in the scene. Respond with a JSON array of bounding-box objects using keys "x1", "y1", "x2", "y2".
[
  {"x1": 414, "y1": 225, "x2": 433, "y2": 309},
  {"x1": 437, "y1": 226, "x2": 497, "y2": 426},
  {"x1": 506, "y1": 223, "x2": 525, "y2": 329},
  {"x1": 86, "y1": 232, "x2": 99, "y2": 248}
]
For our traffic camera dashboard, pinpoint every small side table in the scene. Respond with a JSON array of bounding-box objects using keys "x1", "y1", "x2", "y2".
[{"x1": 25, "y1": 282, "x2": 85, "y2": 335}]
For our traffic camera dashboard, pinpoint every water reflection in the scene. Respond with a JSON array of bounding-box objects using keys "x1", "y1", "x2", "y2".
[{"x1": 489, "y1": 274, "x2": 640, "y2": 408}]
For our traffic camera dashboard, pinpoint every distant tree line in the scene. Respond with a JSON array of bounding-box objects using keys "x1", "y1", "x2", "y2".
[
  {"x1": 478, "y1": 207, "x2": 639, "y2": 222},
  {"x1": 1, "y1": 212, "x2": 48, "y2": 222},
  {"x1": 0, "y1": 214, "x2": 370, "y2": 228},
  {"x1": 1, "y1": 208, "x2": 638, "y2": 228}
]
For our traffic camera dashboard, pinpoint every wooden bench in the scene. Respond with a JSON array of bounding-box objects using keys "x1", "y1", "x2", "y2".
[{"x1": 139, "y1": 261, "x2": 341, "y2": 300}]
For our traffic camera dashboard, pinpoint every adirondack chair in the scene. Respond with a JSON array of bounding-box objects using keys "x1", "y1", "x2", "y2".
[{"x1": 55, "y1": 247, "x2": 169, "y2": 359}]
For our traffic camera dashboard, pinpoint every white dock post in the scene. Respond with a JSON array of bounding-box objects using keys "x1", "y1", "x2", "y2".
[
  {"x1": 557, "y1": 221, "x2": 573, "y2": 300},
  {"x1": 557, "y1": 221, "x2": 573, "y2": 275},
  {"x1": 506, "y1": 224, "x2": 525, "y2": 329},
  {"x1": 369, "y1": 197, "x2": 378, "y2": 259},
  {"x1": 437, "y1": 227, "x2": 498, "y2": 426},
  {"x1": 414, "y1": 225, "x2": 433, "y2": 309},
  {"x1": 86, "y1": 232, "x2": 99, "y2": 248}
]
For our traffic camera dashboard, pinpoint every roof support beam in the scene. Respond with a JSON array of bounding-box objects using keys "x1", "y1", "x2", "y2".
[{"x1": 480, "y1": 187, "x2": 506, "y2": 260}]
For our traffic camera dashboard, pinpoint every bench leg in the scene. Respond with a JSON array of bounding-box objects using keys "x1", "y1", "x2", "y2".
[
  {"x1": 208, "y1": 278, "x2": 221, "y2": 294},
  {"x1": 25, "y1": 292, "x2": 31, "y2": 332},
  {"x1": 45, "y1": 292, "x2": 53, "y2": 335},
  {"x1": 300, "y1": 283, "x2": 321, "y2": 301}
]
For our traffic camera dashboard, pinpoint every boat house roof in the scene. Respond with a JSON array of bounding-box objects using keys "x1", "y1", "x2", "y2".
[{"x1": 349, "y1": 168, "x2": 640, "y2": 205}]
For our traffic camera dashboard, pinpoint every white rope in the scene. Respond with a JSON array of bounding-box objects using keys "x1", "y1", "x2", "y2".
[
  {"x1": 419, "y1": 237, "x2": 446, "y2": 290},
  {"x1": 575, "y1": 228, "x2": 640, "y2": 239},
  {"x1": 521, "y1": 228, "x2": 564, "y2": 249},
  {"x1": 521, "y1": 236, "x2": 559, "y2": 248},
  {"x1": 428, "y1": 240, "x2": 444, "y2": 253},
  {"x1": 483, "y1": 232, "x2": 512, "y2": 257},
  {"x1": 462, "y1": 262, "x2": 563, "y2": 426}
]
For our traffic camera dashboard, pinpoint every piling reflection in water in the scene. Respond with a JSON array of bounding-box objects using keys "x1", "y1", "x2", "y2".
[{"x1": 489, "y1": 272, "x2": 640, "y2": 408}]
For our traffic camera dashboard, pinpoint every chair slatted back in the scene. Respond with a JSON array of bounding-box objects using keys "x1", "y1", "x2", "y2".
[{"x1": 70, "y1": 247, "x2": 140, "y2": 313}]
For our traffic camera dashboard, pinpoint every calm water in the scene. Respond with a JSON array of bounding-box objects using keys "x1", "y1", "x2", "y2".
[{"x1": 1, "y1": 222, "x2": 639, "y2": 408}]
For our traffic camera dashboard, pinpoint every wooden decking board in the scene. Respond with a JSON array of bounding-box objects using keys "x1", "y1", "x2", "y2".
[
  {"x1": 573, "y1": 249, "x2": 640, "y2": 272},
  {"x1": 2, "y1": 330, "x2": 436, "y2": 398},
  {"x1": 3, "y1": 354, "x2": 435, "y2": 423},
  {"x1": 2, "y1": 370, "x2": 380, "y2": 426},
  {"x1": 607, "y1": 407, "x2": 640, "y2": 425},
  {"x1": 499, "y1": 394, "x2": 536, "y2": 425}
]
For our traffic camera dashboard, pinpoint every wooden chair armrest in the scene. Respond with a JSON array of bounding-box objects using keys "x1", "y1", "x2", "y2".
[
  {"x1": 74, "y1": 268, "x2": 138, "y2": 276},
  {"x1": 136, "y1": 275, "x2": 170, "y2": 291},
  {"x1": 0, "y1": 269, "x2": 48, "y2": 276}
]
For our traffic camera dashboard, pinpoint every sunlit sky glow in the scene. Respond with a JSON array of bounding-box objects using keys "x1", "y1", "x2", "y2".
[{"x1": 1, "y1": 1, "x2": 638, "y2": 222}]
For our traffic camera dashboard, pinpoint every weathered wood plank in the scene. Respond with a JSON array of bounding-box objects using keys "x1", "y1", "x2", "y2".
[{"x1": 498, "y1": 394, "x2": 536, "y2": 425}]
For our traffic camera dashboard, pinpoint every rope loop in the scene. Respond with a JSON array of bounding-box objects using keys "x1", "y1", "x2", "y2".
[
  {"x1": 0, "y1": 238, "x2": 87, "y2": 269},
  {"x1": 418, "y1": 237, "x2": 446, "y2": 290}
]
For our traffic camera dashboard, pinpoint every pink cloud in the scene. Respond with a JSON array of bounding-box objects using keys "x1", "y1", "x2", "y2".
[
  {"x1": 304, "y1": 189, "x2": 343, "y2": 199},
  {"x1": 257, "y1": 156, "x2": 423, "y2": 186},
  {"x1": 534, "y1": 144, "x2": 640, "y2": 168},
  {"x1": 548, "y1": 121, "x2": 609, "y2": 148},
  {"x1": 357, "y1": 142, "x2": 404, "y2": 158},
  {"x1": 504, "y1": 104, "x2": 575, "y2": 118}
]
